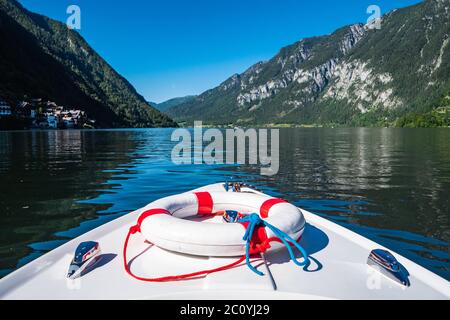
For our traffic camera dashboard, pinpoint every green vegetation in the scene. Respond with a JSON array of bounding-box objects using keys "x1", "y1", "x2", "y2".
[
  {"x1": 395, "y1": 88, "x2": 450, "y2": 128},
  {"x1": 167, "y1": 0, "x2": 450, "y2": 128},
  {"x1": 150, "y1": 96, "x2": 197, "y2": 112},
  {"x1": 0, "y1": 0, "x2": 177, "y2": 128},
  {"x1": 395, "y1": 107, "x2": 449, "y2": 128},
  {"x1": 347, "y1": 1, "x2": 450, "y2": 117}
]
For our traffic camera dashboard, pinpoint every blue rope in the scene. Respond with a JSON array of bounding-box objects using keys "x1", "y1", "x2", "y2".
[{"x1": 239, "y1": 213, "x2": 309, "y2": 276}]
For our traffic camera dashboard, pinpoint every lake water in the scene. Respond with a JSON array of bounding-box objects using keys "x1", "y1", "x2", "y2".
[{"x1": 0, "y1": 128, "x2": 449, "y2": 280}]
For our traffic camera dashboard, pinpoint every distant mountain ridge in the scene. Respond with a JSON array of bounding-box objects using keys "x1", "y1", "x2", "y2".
[
  {"x1": 168, "y1": 0, "x2": 450, "y2": 126},
  {"x1": 150, "y1": 95, "x2": 197, "y2": 112},
  {"x1": 0, "y1": 0, "x2": 177, "y2": 128}
]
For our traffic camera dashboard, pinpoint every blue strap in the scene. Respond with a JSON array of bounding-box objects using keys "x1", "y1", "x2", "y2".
[{"x1": 239, "y1": 213, "x2": 309, "y2": 276}]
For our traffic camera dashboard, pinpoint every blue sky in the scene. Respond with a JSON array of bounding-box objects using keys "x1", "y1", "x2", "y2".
[{"x1": 18, "y1": 0, "x2": 422, "y2": 103}]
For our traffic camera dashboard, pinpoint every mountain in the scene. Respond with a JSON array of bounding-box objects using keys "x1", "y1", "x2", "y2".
[
  {"x1": 150, "y1": 96, "x2": 197, "y2": 112},
  {"x1": 0, "y1": 0, "x2": 177, "y2": 128},
  {"x1": 168, "y1": 0, "x2": 450, "y2": 126}
]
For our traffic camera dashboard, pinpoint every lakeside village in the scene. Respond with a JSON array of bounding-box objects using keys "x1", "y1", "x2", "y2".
[{"x1": 0, "y1": 97, "x2": 96, "y2": 130}]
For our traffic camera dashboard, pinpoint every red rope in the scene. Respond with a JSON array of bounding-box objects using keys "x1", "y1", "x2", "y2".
[{"x1": 123, "y1": 227, "x2": 248, "y2": 282}]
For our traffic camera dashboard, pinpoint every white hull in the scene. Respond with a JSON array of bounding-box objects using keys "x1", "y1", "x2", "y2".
[{"x1": 0, "y1": 183, "x2": 449, "y2": 300}]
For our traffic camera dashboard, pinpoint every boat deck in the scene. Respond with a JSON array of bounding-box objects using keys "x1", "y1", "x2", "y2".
[{"x1": 0, "y1": 184, "x2": 449, "y2": 300}]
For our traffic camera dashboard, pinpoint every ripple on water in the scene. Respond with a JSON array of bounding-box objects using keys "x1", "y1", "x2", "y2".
[{"x1": 0, "y1": 128, "x2": 449, "y2": 281}]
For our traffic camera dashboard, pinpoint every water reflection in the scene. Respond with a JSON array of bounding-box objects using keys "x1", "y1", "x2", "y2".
[
  {"x1": 0, "y1": 130, "x2": 140, "y2": 275},
  {"x1": 0, "y1": 128, "x2": 449, "y2": 280},
  {"x1": 234, "y1": 128, "x2": 450, "y2": 279}
]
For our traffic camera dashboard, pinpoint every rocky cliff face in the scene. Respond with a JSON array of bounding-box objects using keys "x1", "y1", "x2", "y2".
[
  {"x1": 169, "y1": 0, "x2": 450, "y2": 126},
  {"x1": 323, "y1": 60, "x2": 401, "y2": 112},
  {"x1": 237, "y1": 23, "x2": 366, "y2": 105},
  {"x1": 316, "y1": 0, "x2": 450, "y2": 123}
]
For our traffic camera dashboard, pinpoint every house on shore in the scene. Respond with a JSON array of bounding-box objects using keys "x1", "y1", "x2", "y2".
[
  {"x1": 16, "y1": 101, "x2": 37, "y2": 119},
  {"x1": 62, "y1": 114, "x2": 75, "y2": 128},
  {"x1": 47, "y1": 115, "x2": 58, "y2": 129},
  {"x1": 0, "y1": 99, "x2": 12, "y2": 117},
  {"x1": 1, "y1": 96, "x2": 95, "y2": 130}
]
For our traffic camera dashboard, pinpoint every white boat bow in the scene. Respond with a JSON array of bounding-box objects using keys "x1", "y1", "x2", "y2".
[{"x1": 0, "y1": 183, "x2": 449, "y2": 300}]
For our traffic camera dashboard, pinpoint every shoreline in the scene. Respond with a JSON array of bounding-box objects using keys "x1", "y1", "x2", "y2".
[{"x1": 1, "y1": 126, "x2": 449, "y2": 133}]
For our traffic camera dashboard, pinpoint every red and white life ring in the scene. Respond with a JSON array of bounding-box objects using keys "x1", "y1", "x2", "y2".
[{"x1": 131, "y1": 191, "x2": 306, "y2": 257}]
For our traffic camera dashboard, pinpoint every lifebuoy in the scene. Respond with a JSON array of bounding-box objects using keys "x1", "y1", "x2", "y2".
[{"x1": 133, "y1": 191, "x2": 306, "y2": 257}]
